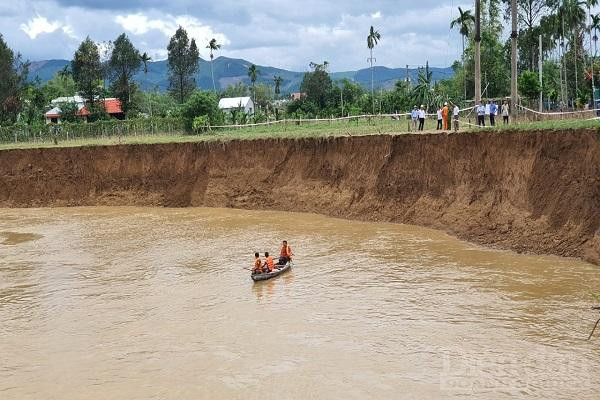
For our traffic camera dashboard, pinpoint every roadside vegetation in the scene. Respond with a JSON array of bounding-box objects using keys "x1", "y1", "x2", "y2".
[{"x1": 1, "y1": 1, "x2": 599, "y2": 148}]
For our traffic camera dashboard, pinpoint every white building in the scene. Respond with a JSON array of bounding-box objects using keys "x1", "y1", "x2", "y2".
[{"x1": 218, "y1": 97, "x2": 254, "y2": 115}]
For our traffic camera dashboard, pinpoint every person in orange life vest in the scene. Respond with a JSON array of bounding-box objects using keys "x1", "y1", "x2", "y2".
[
  {"x1": 252, "y1": 252, "x2": 263, "y2": 274},
  {"x1": 278, "y1": 240, "x2": 293, "y2": 265},
  {"x1": 263, "y1": 252, "x2": 275, "y2": 272},
  {"x1": 441, "y1": 102, "x2": 449, "y2": 130}
]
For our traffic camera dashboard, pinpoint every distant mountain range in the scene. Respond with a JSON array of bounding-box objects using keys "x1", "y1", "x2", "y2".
[{"x1": 28, "y1": 57, "x2": 454, "y2": 94}]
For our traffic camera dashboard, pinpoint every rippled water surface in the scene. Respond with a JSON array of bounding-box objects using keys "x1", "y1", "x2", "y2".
[{"x1": 1, "y1": 207, "x2": 599, "y2": 399}]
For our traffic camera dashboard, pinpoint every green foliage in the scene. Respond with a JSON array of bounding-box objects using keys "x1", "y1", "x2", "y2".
[
  {"x1": 180, "y1": 90, "x2": 223, "y2": 131},
  {"x1": 519, "y1": 70, "x2": 541, "y2": 101},
  {"x1": 133, "y1": 91, "x2": 179, "y2": 117},
  {"x1": 221, "y1": 82, "x2": 249, "y2": 98},
  {"x1": 253, "y1": 83, "x2": 273, "y2": 109},
  {"x1": 71, "y1": 37, "x2": 102, "y2": 105},
  {"x1": 300, "y1": 63, "x2": 333, "y2": 109},
  {"x1": 108, "y1": 33, "x2": 141, "y2": 113},
  {"x1": 0, "y1": 34, "x2": 29, "y2": 125},
  {"x1": 58, "y1": 102, "x2": 80, "y2": 123},
  {"x1": 167, "y1": 27, "x2": 200, "y2": 103},
  {"x1": 20, "y1": 81, "x2": 47, "y2": 125},
  {"x1": 542, "y1": 61, "x2": 561, "y2": 103},
  {"x1": 43, "y1": 71, "x2": 77, "y2": 100},
  {"x1": 192, "y1": 115, "x2": 210, "y2": 133}
]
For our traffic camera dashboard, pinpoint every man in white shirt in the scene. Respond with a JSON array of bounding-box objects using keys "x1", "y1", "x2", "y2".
[
  {"x1": 452, "y1": 103, "x2": 460, "y2": 131},
  {"x1": 477, "y1": 103, "x2": 486, "y2": 126},
  {"x1": 418, "y1": 105, "x2": 426, "y2": 131},
  {"x1": 436, "y1": 107, "x2": 443, "y2": 130}
]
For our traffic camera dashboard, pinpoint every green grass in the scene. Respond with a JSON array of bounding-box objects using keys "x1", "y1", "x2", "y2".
[
  {"x1": 0, "y1": 118, "x2": 418, "y2": 151},
  {"x1": 491, "y1": 118, "x2": 600, "y2": 131},
  {"x1": 1, "y1": 116, "x2": 598, "y2": 151}
]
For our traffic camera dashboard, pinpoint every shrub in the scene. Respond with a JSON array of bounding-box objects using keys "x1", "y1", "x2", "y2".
[
  {"x1": 192, "y1": 115, "x2": 210, "y2": 133},
  {"x1": 180, "y1": 90, "x2": 224, "y2": 131}
]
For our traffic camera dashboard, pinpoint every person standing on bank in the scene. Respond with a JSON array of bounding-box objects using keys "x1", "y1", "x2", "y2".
[
  {"x1": 502, "y1": 101, "x2": 510, "y2": 125},
  {"x1": 411, "y1": 106, "x2": 419, "y2": 132},
  {"x1": 418, "y1": 105, "x2": 426, "y2": 131},
  {"x1": 489, "y1": 100, "x2": 497, "y2": 126},
  {"x1": 442, "y1": 102, "x2": 449, "y2": 130},
  {"x1": 436, "y1": 106, "x2": 443, "y2": 130},
  {"x1": 453, "y1": 103, "x2": 460, "y2": 131},
  {"x1": 477, "y1": 102, "x2": 486, "y2": 126}
]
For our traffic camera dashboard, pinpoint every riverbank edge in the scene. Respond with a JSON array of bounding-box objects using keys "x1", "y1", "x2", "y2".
[{"x1": 0, "y1": 129, "x2": 599, "y2": 265}]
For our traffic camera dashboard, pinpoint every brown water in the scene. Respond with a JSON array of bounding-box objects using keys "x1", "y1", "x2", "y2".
[{"x1": 1, "y1": 207, "x2": 599, "y2": 399}]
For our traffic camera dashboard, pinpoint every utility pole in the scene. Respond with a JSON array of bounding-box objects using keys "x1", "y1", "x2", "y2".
[
  {"x1": 406, "y1": 64, "x2": 409, "y2": 84},
  {"x1": 340, "y1": 84, "x2": 344, "y2": 117},
  {"x1": 539, "y1": 35, "x2": 543, "y2": 112},
  {"x1": 510, "y1": 0, "x2": 518, "y2": 120},
  {"x1": 368, "y1": 52, "x2": 376, "y2": 115},
  {"x1": 474, "y1": 0, "x2": 482, "y2": 104},
  {"x1": 589, "y1": 2, "x2": 596, "y2": 110}
]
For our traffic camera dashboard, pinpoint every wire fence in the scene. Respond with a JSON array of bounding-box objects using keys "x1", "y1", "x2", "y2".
[
  {"x1": 0, "y1": 118, "x2": 185, "y2": 145},
  {"x1": 1, "y1": 107, "x2": 597, "y2": 146}
]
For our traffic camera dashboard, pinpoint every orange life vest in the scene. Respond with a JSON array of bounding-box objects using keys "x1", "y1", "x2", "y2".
[
  {"x1": 254, "y1": 257, "x2": 262, "y2": 272},
  {"x1": 265, "y1": 256, "x2": 274, "y2": 272},
  {"x1": 280, "y1": 244, "x2": 292, "y2": 258}
]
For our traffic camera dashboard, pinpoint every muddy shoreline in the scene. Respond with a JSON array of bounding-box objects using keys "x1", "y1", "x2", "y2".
[{"x1": 1, "y1": 130, "x2": 599, "y2": 265}]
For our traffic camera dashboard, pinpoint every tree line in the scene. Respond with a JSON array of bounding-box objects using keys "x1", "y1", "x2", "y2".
[{"x1": 2, "y1": 2, "x2": 599, "y2": 129}]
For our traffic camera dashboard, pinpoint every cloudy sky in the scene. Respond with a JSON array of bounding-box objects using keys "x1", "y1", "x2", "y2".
[{"x1": 1, "y1": 0, "x2": 475, "y2": 71}]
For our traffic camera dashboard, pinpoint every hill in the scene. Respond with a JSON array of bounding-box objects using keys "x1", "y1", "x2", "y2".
[{"x1": 28, "y1": 57, "x2": 454, "y2": 93}]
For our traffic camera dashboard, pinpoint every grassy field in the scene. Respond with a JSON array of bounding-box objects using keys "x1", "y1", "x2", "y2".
[{"x1": 0, "y1": 116, "x2": 598, "y2": 151}]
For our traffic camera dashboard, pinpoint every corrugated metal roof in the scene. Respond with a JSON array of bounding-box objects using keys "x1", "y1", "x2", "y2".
[
  {"x1": 218, "y1": 97, "x2": 252, "y2": 109},
  {"x1": 51, "y1": 96, "x2": 85, "y2": 105},
  {"x1": 45, "y1": 107, "x2": 62, "y2": 117}
]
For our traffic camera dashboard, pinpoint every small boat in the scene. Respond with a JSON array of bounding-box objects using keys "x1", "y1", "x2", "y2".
[{"x1": 251, "y1": 261, "x2": 292, "y2": 281}]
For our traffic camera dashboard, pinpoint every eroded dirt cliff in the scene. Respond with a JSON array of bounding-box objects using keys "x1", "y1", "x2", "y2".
[{"x1": 1, "y1": 130, "x2": 599, "y2": 264}]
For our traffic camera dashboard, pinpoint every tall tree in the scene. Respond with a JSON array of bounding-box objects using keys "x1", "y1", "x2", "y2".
[
  {"x1": 0, "y1": 34, "x2": 28, "y2": 124},
  {"x1": 206, "y1": 38, "x2": 221, "y2": 92},
  {"x1": 591, "y1": 13, "x2": 600, "y2": 57},
  {"x1": 273, "y1": 76, "x2": 283, "y2": 99},
  {"x1": 367, "y1": 26, "x2": 381, "y2": 114},
  {"x1": 108, "y1": 33, "x2": 141, "y2": 113},
  {"x1": 450, "y1": 7, "x2": 476, "y2": 100},
  {"x1": 71, "y1": 37, "x2": 103, "y2": 105},
  {"x1": 140, "y1": 52, "x2": 152, "y2": 78},
  {"x1": 511, "y1": 0, "x2": 518, "y2": 117},
  {"x1": 167, "y1": 26, "x2": 200, "y2": 103},
  {"x1": 300, "y1": 61, "x2": 332, "y2": 109},
  {"x1": 475, "y1": 0, "x2": 482, "y2": 103},
  {"x1": 247, "y1": 64, "x2": 259, "y2": 106},
  {"x1": 140, "y1": 52, "x2": 153, "y2": 116}
]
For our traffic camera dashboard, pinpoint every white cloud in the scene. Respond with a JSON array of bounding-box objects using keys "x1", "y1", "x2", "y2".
[
  {"x1": 115, "y1": 13, "x2": 229, "y2": 50},
  {"x1": 371, "y1": 11, "x2": 382, "y2": 19},
  {"x1": 20, "y1": 16, "x2": 61, "y2": 39},
  {"x1": 61, "y1": 25, "x2": 77, "y2": 39}
]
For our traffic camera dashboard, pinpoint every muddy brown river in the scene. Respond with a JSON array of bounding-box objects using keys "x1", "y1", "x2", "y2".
[{"x1": 1, "y1": 207, "x2": 599, "y2": 399}]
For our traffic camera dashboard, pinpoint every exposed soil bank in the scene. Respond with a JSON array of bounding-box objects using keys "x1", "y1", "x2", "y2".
[{"x1": 1, "y1": 130, "x2": 599, "y2": 264}]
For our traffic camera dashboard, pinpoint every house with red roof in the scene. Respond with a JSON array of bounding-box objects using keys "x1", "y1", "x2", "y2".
[{"x1": 44, "y1": 96, "x2": 124, "y2": 124}]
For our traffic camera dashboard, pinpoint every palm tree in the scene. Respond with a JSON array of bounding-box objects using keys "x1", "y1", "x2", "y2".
[
  {"x1": 587, "y1": 2, "x2": 599, "y2": 106},
  {"x1": 140, "y1": 52, "x2": 152, "y2": 116},
  {"x1": 367, "y1": 26, "x2": 381, "y2": 114},
  {"x1": 450, "y1": 7, "x2": 475, "y2": 100},
  {"x1": 273, "y1": 76, "x2": 283, "y2": 99},
  {"x1": 560, "y1": 0, "x2": 587, "y2": 99},
  {"x1": 248, "y1": 64, "x2": 259, "y2": 108},
  {"x1": 206, "y1": 38, "x2": 221, "y2": 92},
  {"x1": 592, "y1": 13, "x2": 600, "y2": 58}
]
